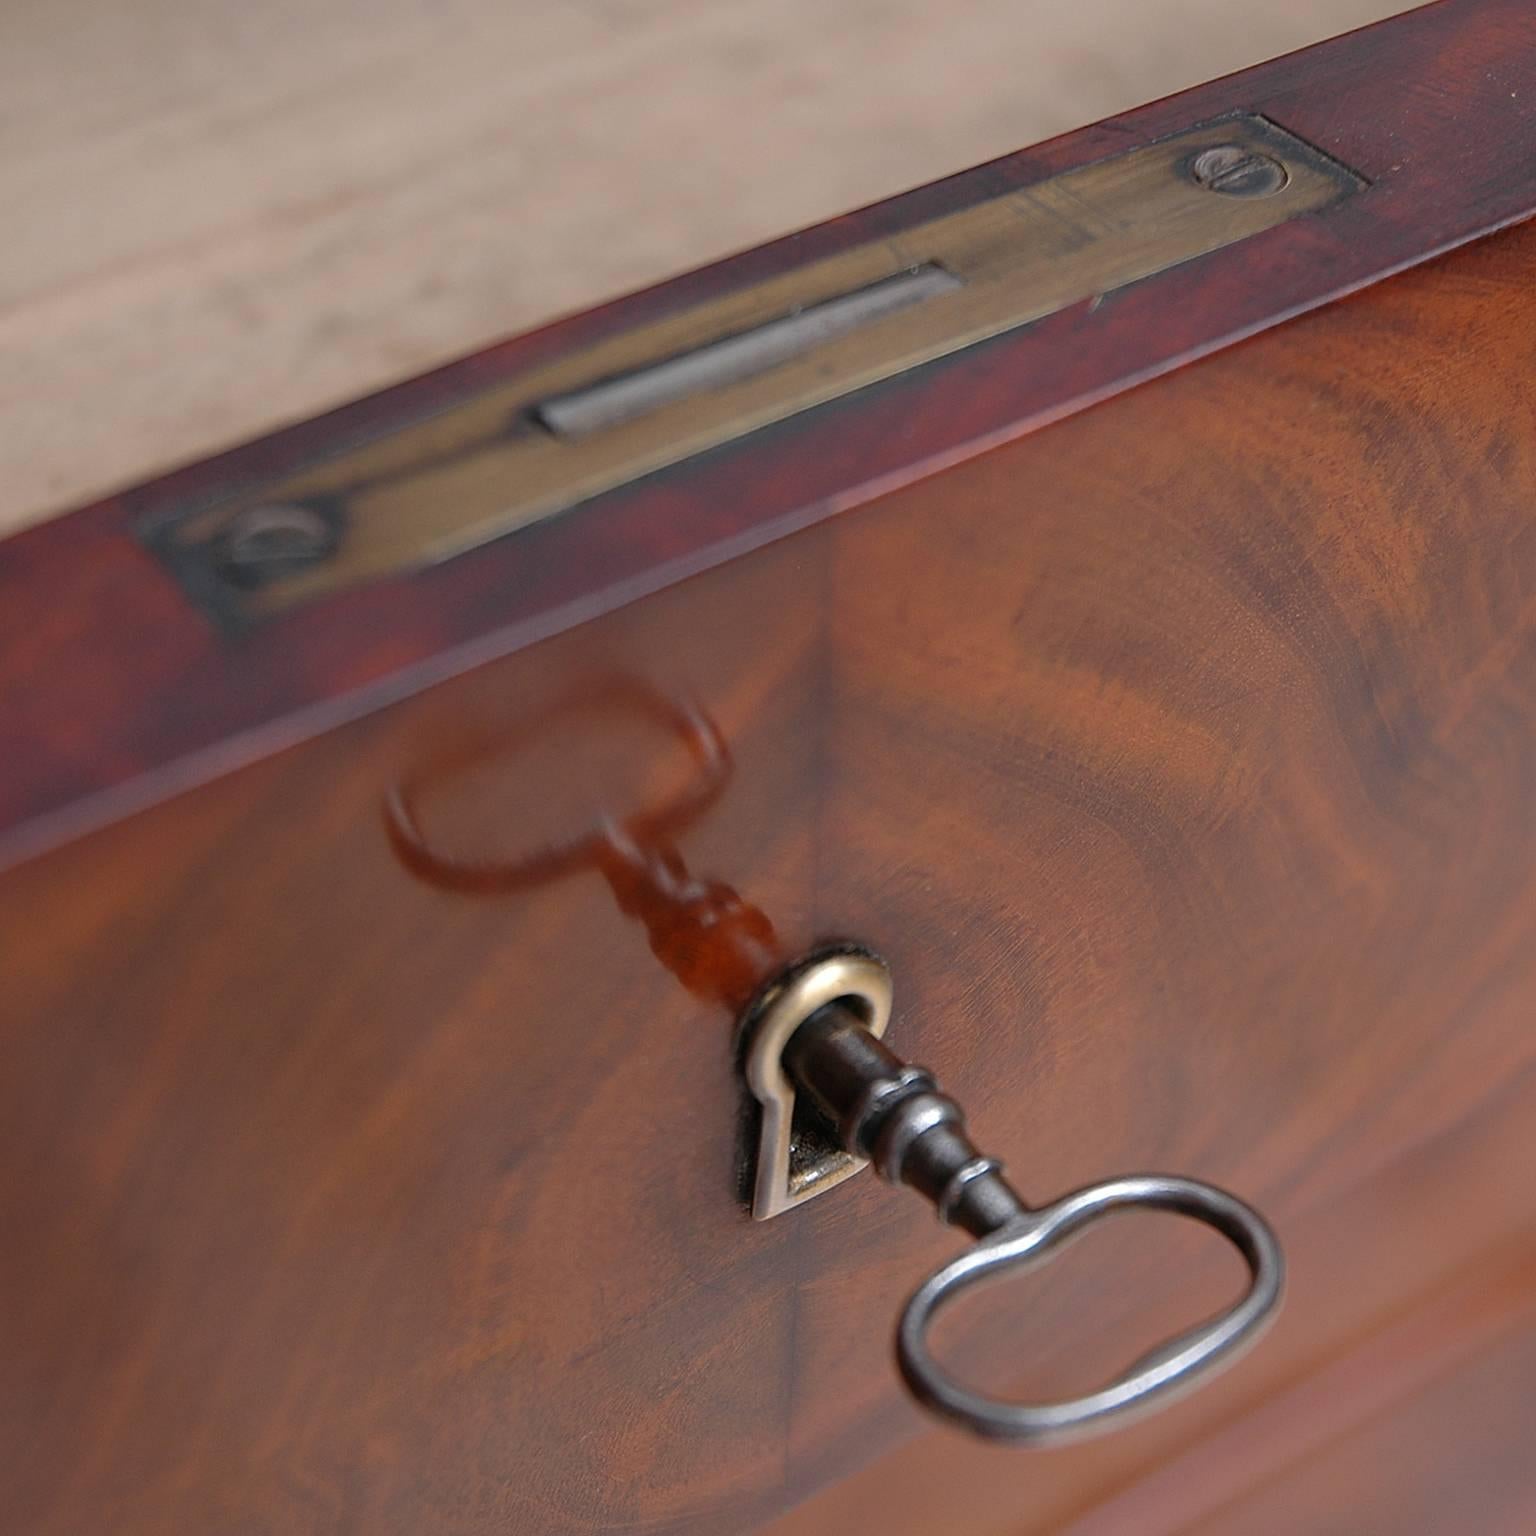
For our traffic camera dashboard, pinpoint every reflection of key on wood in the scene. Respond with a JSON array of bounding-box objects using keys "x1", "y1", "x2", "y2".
[
  {"x1": 385, "y1": 680, "x2": 783, "y2": 1014},
  {"x1": 595, "y1": 826, "x2": 782, "y2": 1014}
]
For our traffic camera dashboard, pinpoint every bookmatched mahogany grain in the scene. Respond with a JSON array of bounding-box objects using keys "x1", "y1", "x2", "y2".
[
  {"x1": 7, "y1": 4, "x2": 1536, "y2": 1531},
  {"x1": 6, "y1": 200, "x2": 1536, "y2": 1533}
]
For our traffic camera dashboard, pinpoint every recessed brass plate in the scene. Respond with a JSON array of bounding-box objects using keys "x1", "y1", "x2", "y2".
[{"x1": 145, "y1": 115, "x2": 1360, "y2": 620}]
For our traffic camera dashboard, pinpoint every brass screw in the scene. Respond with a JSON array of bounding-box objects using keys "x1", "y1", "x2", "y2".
[
  {"x1": 215, "y1": 502, "x2": 338, "y2": 586},
  {"x1": 1188, "y1": 145, "x2": 1289, "y2": 198}
]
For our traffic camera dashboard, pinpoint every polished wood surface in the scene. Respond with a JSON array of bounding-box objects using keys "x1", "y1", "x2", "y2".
[
  {"x1": 774, "y1": 1080, "x2": 1536, "y2": 1533},
  {"x1": 6, "y1": 205, "x2": 1536, "y2": 1532},
  {"x1": 4, "y1": 0, "x2": 1534, "y2": 869}
]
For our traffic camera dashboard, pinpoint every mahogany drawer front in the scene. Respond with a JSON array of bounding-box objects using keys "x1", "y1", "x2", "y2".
[
  {"x1": 775, "y1": 1088, "x2": 1536, "y2": 1536},
  {"x1": 7, "y1": 5, "x2": 1536, "y2": 1531},
  {"x1": 6, "y1": 210, "x2": 1536, "y2": 1533}
]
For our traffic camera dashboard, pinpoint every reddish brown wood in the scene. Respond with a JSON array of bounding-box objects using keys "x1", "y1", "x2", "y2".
[
  {"x1": 5, "y1": 194, "x2": 1536, "y2": 1534},
  {"x1": 771, "y1": 1081, "x2": 1536, "y2": 1535},
  {"x1": 1175, "y1": 1312, "x2": 1536, "y2": 1536},
  {"x1": 5, "y1": 0, "x2": 1536, "y2": 869}
]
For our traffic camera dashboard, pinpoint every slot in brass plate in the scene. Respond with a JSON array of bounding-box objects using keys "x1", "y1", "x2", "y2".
[{"x1": 145, "y1": 115, "x2": 1361, "y2": 620}]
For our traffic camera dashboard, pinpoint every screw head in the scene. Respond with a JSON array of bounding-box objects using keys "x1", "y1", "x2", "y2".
[
  {"x1": 1188, "y1": 145, "x2": 1289, "y2": 199},
  {"x1": 215, "y1": 502, "x2": 339, "y2": 587}
]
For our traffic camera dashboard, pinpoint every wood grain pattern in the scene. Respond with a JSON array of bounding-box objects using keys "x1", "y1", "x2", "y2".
[
  {"x1": 1175, "y1": 1317, "x2": 1536, "y2": 1535},
  {"x1": 5, "y1": 206, "x2": 1536, "y2": 1533},
  {"x1": 0, "y1": 0, "x2": 1411, "y2": 536},
  {"x1": 4, "y1": 0, "x2": 1534, "y2": 873},
  {"x1": 772, "y1": 1086, "x2": 1536, "y2": 1534}
]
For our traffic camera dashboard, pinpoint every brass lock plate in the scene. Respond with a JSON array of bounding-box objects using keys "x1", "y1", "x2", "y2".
[{"x1": 143, "y1": 115, "x2": 1361, "y2": 623}]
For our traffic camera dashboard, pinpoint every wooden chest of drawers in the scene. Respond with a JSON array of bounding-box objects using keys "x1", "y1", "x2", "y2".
[{"x1": 4, "y1": 3, "x2": 1536, "y2": 1530}]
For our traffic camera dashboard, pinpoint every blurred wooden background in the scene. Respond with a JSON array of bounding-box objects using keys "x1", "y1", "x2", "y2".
[{"x1": 0, "y1": 0, "x2": 1413, "y2": 537}]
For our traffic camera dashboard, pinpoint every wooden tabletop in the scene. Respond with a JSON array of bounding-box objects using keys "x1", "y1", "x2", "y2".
[{"x1": 0, "y1": 0, "x2": 1411, "y2": 539}]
